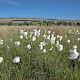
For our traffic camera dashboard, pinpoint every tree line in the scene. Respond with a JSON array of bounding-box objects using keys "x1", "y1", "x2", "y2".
[{"x1": 0, "y1": 20, "x2": 80, "y2": 26}]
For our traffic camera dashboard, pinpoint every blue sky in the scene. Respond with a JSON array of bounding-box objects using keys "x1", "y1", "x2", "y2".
[{"x1": 0, "y1": 0, "x2": 80, "y2": 20}]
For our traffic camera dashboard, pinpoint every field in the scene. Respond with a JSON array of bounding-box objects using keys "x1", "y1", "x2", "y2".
[{"x1": 0, "y1": 25, "x2": 80, "y2": 80}]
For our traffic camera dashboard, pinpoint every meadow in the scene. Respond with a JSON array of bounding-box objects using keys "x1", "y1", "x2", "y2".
[{"x1": 0, "y1": 25, "x2": 80, "y2": 80}]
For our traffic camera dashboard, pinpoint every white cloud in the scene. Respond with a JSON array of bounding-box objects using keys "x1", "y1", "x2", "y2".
[{"x1": 0, "y1": 0, "x2": 18, "y2": 5}]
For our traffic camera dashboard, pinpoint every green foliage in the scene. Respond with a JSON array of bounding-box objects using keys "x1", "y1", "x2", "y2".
[
  {"x1": 7, "y1": 21, "x2": 12, "y2": 26},
  {"x1": 67, "y1": 22, "x2": 73, "y2": 26},
  {"x1": 0, "y1": 28, "x2": 80, "y2": 80},
  {"x1": 0, "y1": 19, "x2": 80, "y2": 26},
  {"x1": 0, "y1": 22, "x2": 7, "y2": 25},
  {"x1": 77, "y1": 22, "x2": 80, "y2": 26}
]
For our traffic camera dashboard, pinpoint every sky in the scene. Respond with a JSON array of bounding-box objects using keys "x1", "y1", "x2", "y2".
[{"x1": 0, "y1": 0, "x2": 80, "y2": 20}]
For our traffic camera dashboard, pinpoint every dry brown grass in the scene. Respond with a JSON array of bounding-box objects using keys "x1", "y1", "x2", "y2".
[{"x1": 0, "y1": 25, "x2": 80, "y2": 36}]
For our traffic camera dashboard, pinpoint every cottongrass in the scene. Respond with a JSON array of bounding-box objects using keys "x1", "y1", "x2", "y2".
[
  {"x1": 0, "y1": 26, "x2": 80, "y2": 80},
  {"x1": 13, "y1": 56, "x2": 20, "y2": 63},
  {"x1": 26, "y1": 44, "x2": 31, "y2": 49},
  {"x1": 14, "y1": 41, "x2": 20, "y2": 46},
  {"x1": 0, "y1": 57, "x2": 3, "y2": 63}
]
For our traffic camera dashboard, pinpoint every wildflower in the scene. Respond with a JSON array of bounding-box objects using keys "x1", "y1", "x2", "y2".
[{"x1": 13, "y1": 56, "x2": 20, "y2": 63}]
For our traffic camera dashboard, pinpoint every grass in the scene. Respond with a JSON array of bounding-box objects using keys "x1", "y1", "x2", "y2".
[{"x1": 0, "y1": 26, "x2": 80, "y2": 80}]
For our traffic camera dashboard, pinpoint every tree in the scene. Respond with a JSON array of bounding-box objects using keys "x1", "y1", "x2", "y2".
[
  {"x1": 77, "y1": 22, "x2": 80, "y2": 26},
  {"x1": 7, "y1": 21, "x2": 12, "y2": 26}
]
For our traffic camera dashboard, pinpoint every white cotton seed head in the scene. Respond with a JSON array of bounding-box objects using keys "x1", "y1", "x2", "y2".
[
  {"x1": 50, "y1": 40, "x2": 55, "y2": 44},
  {"x1": 56, "y1": 41, "x2": 59, "y2": 47},
  {"x1": 40, "y1": 46, "x2": 43, "y2": 50},
  {"x1": 23, "y1": 32, "x2": 27, "y2": 36},
  {"x1": 47, "y1": 31, "x2": 51, "y2": 34},
  {"x1": 10, "y1": 39, "x2": 13, "y2": 41},
  {"x1": 57, "y1": 35, "x2": 59, "y2": 38},
  {"x1": 40, "y1": 42, "x2": 46, "y2": 46},
  {"x1": 76, "y1": 37, "x2": 80, "y2": 41},
  {"x1": 49, "y1": 47, "x2": 53, "y2": 51},
  {"x1": 65, "y1": 35, "x2": 67, "y2": 38},
  {"x1": 67, "y1": 40, "x2": 70, "y2": 43},
  {"x1": 7, "y1": 45, "x2": 10, "y2": 51},
  {"x1": 34, "y1": 31, "x2": 37, "y2": 36},
  {"x1": 78, "y1": 33, "x2": 80, "y2": 34},
  {"x1": 38, "y1": 29, "x2": 40, "y2": 33},
  {"x1": 20, "y1": 30, "x2": 24, "y2": 34},
  {"x1": 0, "y1": 39, "x2": 3, "y2": 45},
  {"x1": 20, "y1": 35, "x2": 23, "y2": 39},
  {"x1": 42, "y1": 49, "x2": 46, "y2": 53},
  {"x1": 26, "y1": 36, "x2": 28, "y2": 39},
  {"x1": 32, "y1": 36, "x2": 36, "y2": 41},
  {"x1": 27, "y1": 45, "x2": 31, "y2": 49},
  {"x1": 14, "y1": 41, "x2": 20, "y2": 46},
  {"x1": 68, "y1": 52, "x2": 79, "y2": 60},
  {"x1": 43, "y1": 34, "x2": 47, "y2": 38},
  {"x1": 0, "y1": 57, "x2": 3, "y2": 63},
  {"x1": 69, "y1": 30, "x2": 72, "y2": 33},
  {"x1": 46, "y1": 35, "x2": 50, "y2": 40},
  {"x1": 13, "y1": 56, "x2": 20, "y2": 63},
  {"x1": 59, "y1": 36, "x2": 63, "y2": 41},
  {"x1": 15, "y1": 41, "x2": 20, "y2": 46},
  {"x1": 69, "y1": 49, "x2": 77, "y2": 54},
  {"x1": 37, "y1": 32, "x2": 40, "y2": 37},
  {"x1": 73, "y1": 45, "x2": 77, "y2": 49},
  {"x1": 57, "y1": 44, "x2": 63, "y2": 51}
]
